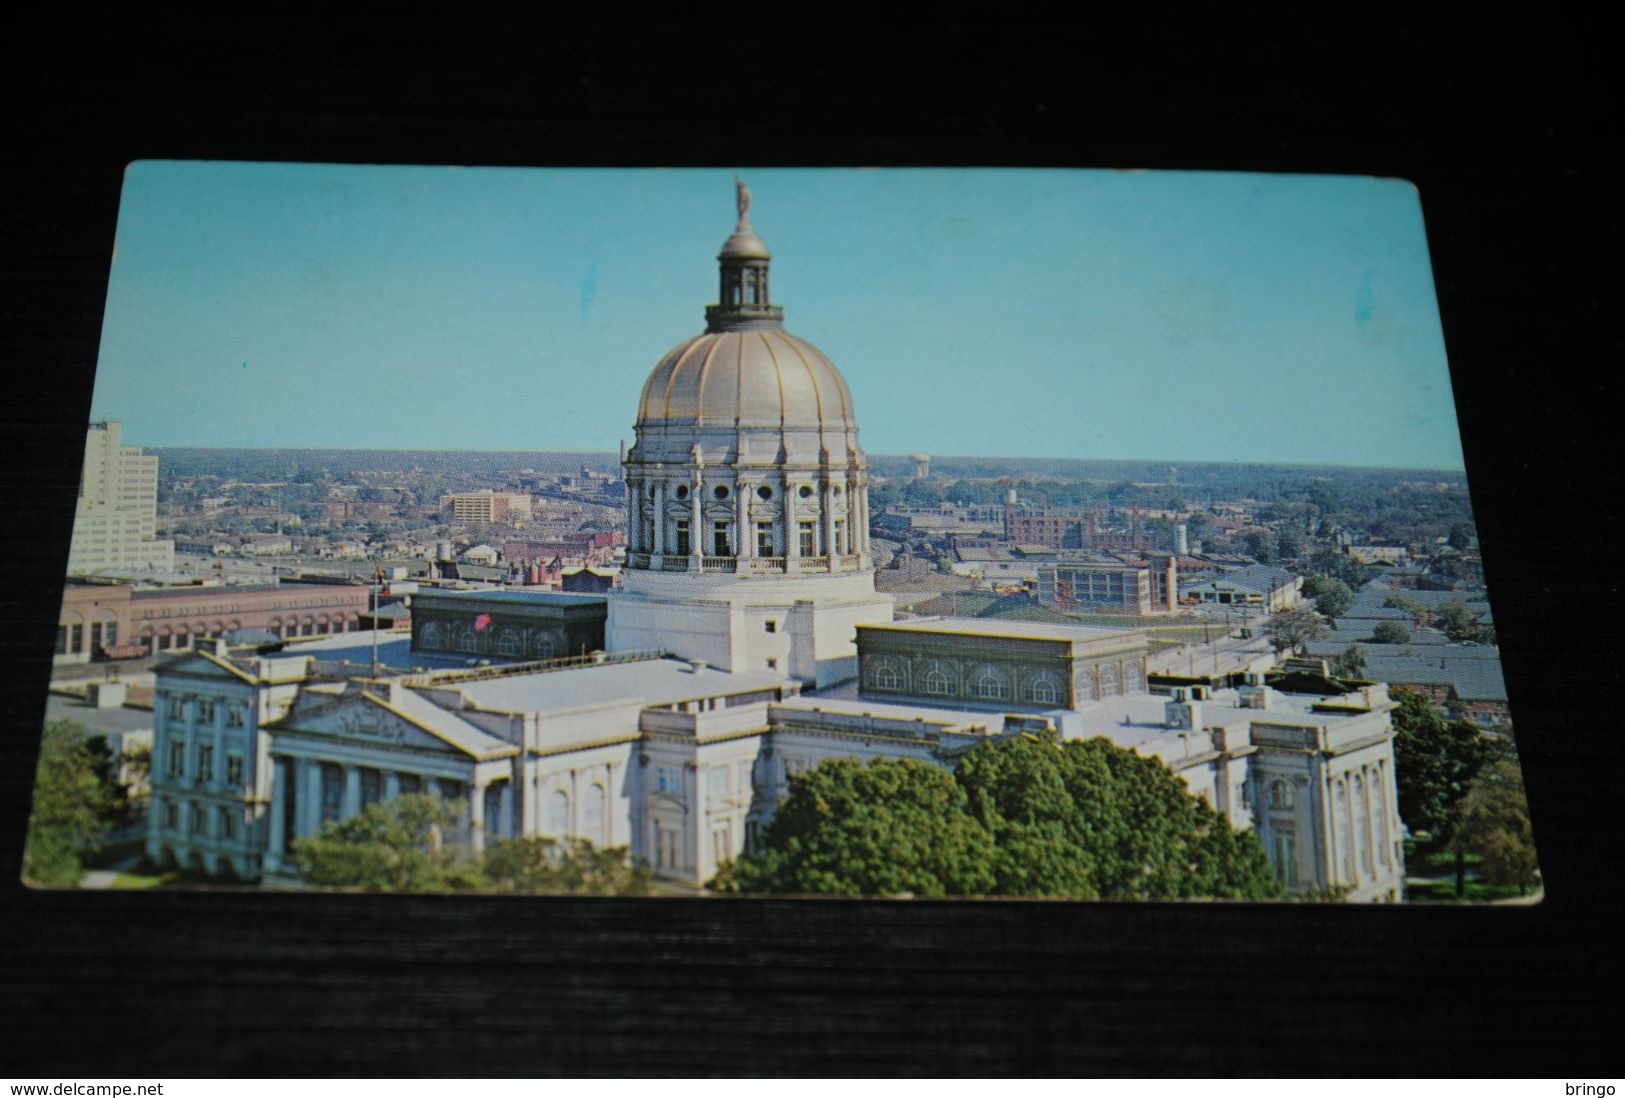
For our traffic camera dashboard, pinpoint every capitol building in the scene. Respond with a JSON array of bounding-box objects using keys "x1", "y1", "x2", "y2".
[{"x1": 143, "y1": 187, "x2": 1408, "y2": 901}]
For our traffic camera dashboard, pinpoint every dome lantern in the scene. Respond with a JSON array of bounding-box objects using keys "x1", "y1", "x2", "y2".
[{"x1": 707, "y1": 178, "x2": 783, "y2": 333}]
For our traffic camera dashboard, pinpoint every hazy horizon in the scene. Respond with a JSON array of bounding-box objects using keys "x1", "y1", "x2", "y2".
[{"x1": 92, "y1": 165, "x2": 1466, "y2": 470}]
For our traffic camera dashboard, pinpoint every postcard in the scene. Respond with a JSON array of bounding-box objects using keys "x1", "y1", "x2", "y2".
[{"x1": 25, "y1": 164, "x2": 1537, "y2": 903}]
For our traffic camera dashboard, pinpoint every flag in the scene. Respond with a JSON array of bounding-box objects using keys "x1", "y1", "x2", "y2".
[{"x1": 474, "y1": 613, "x2": 492, "y2": 633}]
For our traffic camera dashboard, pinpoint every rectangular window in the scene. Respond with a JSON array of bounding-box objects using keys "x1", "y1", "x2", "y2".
[
  {"x1": 764, "y1": 620, "x2": 776, "y2": 634},
  {"x1": 674, "y1": 521, "x2": 691, "y2": 556},
  {"x1": 834, "y1": 520, "x2": 845, "y2": 554},
  {"x1": 709, "y1": 766, "x2": 730, "y2": 795},
  {"x1": 765, "y1": 658, "x2": 777, "y2": 670},
  {"x1": 226, "y1": 756, "x2": 244, "y2": 786},
  {"x1": 656, "y1": 766, "x2": 684, "y2": 796},
  {"x1": 188, "y1": 801, "x2": 205, "y2": 835},
  {"x1": 713, "y1": 521, "x2": 730, "y2": 557},
  {"x1": 196, "y1": 698, "x2": 216, "y2": 724},
  {"x1": 56, "y1": 626, "x2": 68, "y2": 653},
  {"x1": 756, "y1": 523, "x2": 774, "y2": 558},
  {"x1": 217, "y1": 806, "x2": 237, "y2": 840},
  {"x1": 168, "y1": 741, "x2": 185, "y2": 779},
  {"x1": 69, "y1": 624, "x2": 84, "y2": 652},
  {"x1": 163, "y1": 799, "x2": 178, "y2": 830},
  {"x1": 799, "y1": 523, "x2": 816, "y2": 558},
  {"x1": 657, "y1": 825, "x2": 680, "y2": 869},
  {"x1": 225, "y1": 705, "x2": 246, "y2": 729},
  {"x1": 712, "y1": 823, "x2": 732, "y2": 866},
  {"x1": 198, "y1": 745, "x2": 214, "y2": 783}
]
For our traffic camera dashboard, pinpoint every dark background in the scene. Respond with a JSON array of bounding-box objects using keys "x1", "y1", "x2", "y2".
[{"x1": 1, "y1": 14, "x2": 1618, "y2": 1077}]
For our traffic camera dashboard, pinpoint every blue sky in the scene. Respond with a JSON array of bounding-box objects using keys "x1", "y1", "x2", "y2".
[{"x1": 91, "y1": 163, "x2": 1463, "y2": 470}]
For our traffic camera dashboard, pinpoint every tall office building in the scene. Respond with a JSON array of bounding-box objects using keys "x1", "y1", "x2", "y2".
[{"x1": 67, "y1": 420, "x2": 175, "y2": 576}]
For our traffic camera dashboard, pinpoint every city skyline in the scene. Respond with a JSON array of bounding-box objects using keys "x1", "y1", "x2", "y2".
[{"x1": 92, "y1": 164, "x2": 1464, "y2": 469}]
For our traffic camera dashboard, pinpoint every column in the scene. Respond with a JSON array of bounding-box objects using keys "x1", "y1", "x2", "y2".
[
  {"x1": 211, "y1": 704, "x2": 226, "y2": 789},
  {"x1": 343, "y1": 765, "x2": 361, "y2": 819},
  {"x1": 498, "y1": 783, "x2": 514, "y2": 841},
  {"x1": 689, "y1": 474, "x2": 702, "y2": 566},
  {"x1": 469, "y1": 780, "x2": 486, "y2": 854},
  {"x1": 300, "y1": 759, "x2": 323, "y2": 839},
  {"x1": 625, "y1": 481, "x2": 637, "y2": 552},
  {"x1": 384, "y1": 771, "x2": 401, "y2": 800},
  {"x1": 785, "y1": 477, "x2": 798, "y2": 563},
  {"x1": 736, "y1": 481, "x2": 751, "y2": 562},
  {"x1": 267, "y1": 757, "x2": 287, "y2": 862},
  {"x1": 653, "y1": 482, "x2": 665, "y2": 555},
  {"x1": 424, "y1": 775, "x2": 442, "y2": 799},
  {"x1": 822, "y1": 477, "x2": 836, "y2": 572}
]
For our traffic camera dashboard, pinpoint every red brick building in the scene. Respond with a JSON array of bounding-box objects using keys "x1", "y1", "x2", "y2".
[{"x1": 56, "y1": 581, "x2": 372, "y2": 662}]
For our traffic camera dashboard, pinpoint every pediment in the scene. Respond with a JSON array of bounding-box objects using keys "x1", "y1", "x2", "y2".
[{"x1": 285, "y1": 694, "x2": 465, "y2": 755}]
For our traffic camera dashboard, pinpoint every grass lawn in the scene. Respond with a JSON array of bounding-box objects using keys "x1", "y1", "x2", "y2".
[
  {"x1": 108, "y1": 871, "x2": 172, "y2": 890},
  {"x1": 1407, "y1": 878, "x2": 1533, "y2": 903}
]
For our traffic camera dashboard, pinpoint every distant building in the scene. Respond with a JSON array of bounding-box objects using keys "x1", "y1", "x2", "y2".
[
  {"x1": 55, "y1": 580, "x2": 372, "y2": 662},
  {"x1": 1037, "y1": 553, "x2": 1179, "y2": 614},
  {"x1": 1183, "y1": 564, "x2": 1302, "y2": 611},
  {"x1": 67, "y1": 421, "x2": 175, "y2": 576},
  {"x1": 440, "y1": 491, "x2": 533, "y2": 526},
  {"x1": 410, "y1": 589, "x2": 607, "y2": 661}
]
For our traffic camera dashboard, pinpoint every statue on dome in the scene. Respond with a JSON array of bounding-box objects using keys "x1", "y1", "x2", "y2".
[{"x1": 735, "y1": 177, "x2": 752, "y2": 227}]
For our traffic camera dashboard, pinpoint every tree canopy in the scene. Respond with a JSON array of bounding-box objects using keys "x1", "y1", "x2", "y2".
[
  {"x1": 290, "y1": 794, "x2": 653, "y2": 894},
  {"x1": 1452, "y1": 746, "x2": 1538, "y2": 895},
  {"x1": 713, "y1": 734, "x2": 1282, "y2": 901},
  {"x1": 1389, "y1": 690, "x2": 1491, "y2": 844},
  {"x1": 1371, "y1": 621, "x2": 1411, "y2": 645},
  {"x1": 24, "y1": 722, "x2": 115, "y2": 887},
  {"x1": 1312, "y1": 578, "x2": 1355, "y2": 621},
  {"x1": 1262, "y1": 606, "x2": 1329, "y2": 655}
]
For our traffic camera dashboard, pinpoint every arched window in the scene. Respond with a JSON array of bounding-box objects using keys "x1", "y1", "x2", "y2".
[
  {"x1": 1028, "y1": 676, "x2": 1058, "y2": 705},
  {"x1": 873, "y1": 662, "x2": 901, "y2": 691},
  {"x1": 975, "y1": 670, "x2": 1008, "y2": 701},
  {"x1": 584, "y1": 783, "x2": 607, "y2": 845},
  {"x1": 495, "y1": 628, "x2": 522, "y2": 657},
  {"x1": 547, "y1": 790, "x2": 570, "y2": 838},
  {"x1": 924, "y1": 666, "x2": 951, "y2": 696},
  {"x1": 1123, "y1": 664, "x2": 1143, "y2": 692},
  {"x1": 1270, "y1": 779, "x2": 1295, "y2": 810},
  {"x1": 527, "y1": 631, "x2": 559, "y2": 660},
  {"x1": 1075, "y1": 670, "x2": 1097, "y2": 702},
  {"x1": 1100, "y1": 664, "x2": 1119, "y2": 696},
  {"x1": 454, "y1": 623, "x2": 478, "y2": 653},
  {"x1": 418, "y1": 622, "x2": 444, "y2": 650}
]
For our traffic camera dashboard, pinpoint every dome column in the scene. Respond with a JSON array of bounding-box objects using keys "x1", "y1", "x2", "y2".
[
  {"x1": 652, "y1": 481, "x2": 666, "y2": 557},
  {"x1": 822, "y1": 477, "x2": 837, "y2": 573},
  {"x1": 784, "y1": 475, "x2": 798, "y2": 566},
  {"x1": 736, "y1": 479, "x2": 751, "y2": 565}
]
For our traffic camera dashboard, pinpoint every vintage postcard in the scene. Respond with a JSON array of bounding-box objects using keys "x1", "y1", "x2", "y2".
[{"x1": 25, "y1": 164, "x2": 1535, "y2": 903}]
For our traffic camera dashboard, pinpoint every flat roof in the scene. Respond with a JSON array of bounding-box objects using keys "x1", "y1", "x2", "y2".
[
  {"x1": 44, "y1": 694, "x2": 155, "y2": 736},
  {"x1": 280, "y1": 630, "x2": 528, "y2": 671},
  {"x1": 414, "y1": 589, "x2": 607, "y2": 608},
  {"x1": 861, "y1": 616, "x2": 1138, "y2": 644},
  {"x1": 773, "y1": 694, "x2": 1000, "y2": 731},
  {"x1": 447, "y1": 658, "x2": 792, "y2": 714}
]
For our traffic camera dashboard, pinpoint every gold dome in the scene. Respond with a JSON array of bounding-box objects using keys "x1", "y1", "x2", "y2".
[{"x1": 636, "y1": 328, "x2": 856, "y2": 430}]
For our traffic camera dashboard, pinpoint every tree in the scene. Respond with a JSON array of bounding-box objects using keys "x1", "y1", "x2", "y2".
[
  {"x1": 1437, "y1": 601, "x2": 1479, "y2": 639},
  {"x1": 715, "y1": 757, "x2": 998, "y2": 897},
  {"x1": 1334, "y1": 644, "x2": 1368, "y2": 680},
  {"x1": 1274, "y1": 527, "x2": 1305, "y2": 561},
  {"x1": 1447, "y1": 522, "x2": 1476, "y2": 550},
  {"x1": 24, "y1": 722, "x2": 114, "y2": 887},
  {"x1": 1382, "y1": 594, "x2": 1429, "y2": 627},
  {"x1": 1452, "y1": 749, "x2": 1539, "y2": 896},
  {"x1": 954, "y1": 734, "x2": 1281, "y2": 901},
  {"x1": 714, "y1": 735, "x2": 1281, "y2": 901},
  {"x1": 1389, "y1": 690, "x2": 1490, "y2": 849},
  {"x1": 1308, "y1": 548, "x2": 1369, "y2": 588},
  {"x1": 1313, "y1": 578, "x2": 1354, "y2": 621},
  {"x1": 482, "y1": 836, "x2": 652, "y2": 896},
  {"x1": 1263, "y1": 606, "x2": 1329, "y2": 655},
  {"x1": 1371, "y1": 621, "x2": 1411, "y2": 645},
  {"x1": 1241, "y1": 529, "x2": 1274, "y2": 563},
  {"x1": 291, "y1": 794, "x2": 484, "y2": 892}
]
